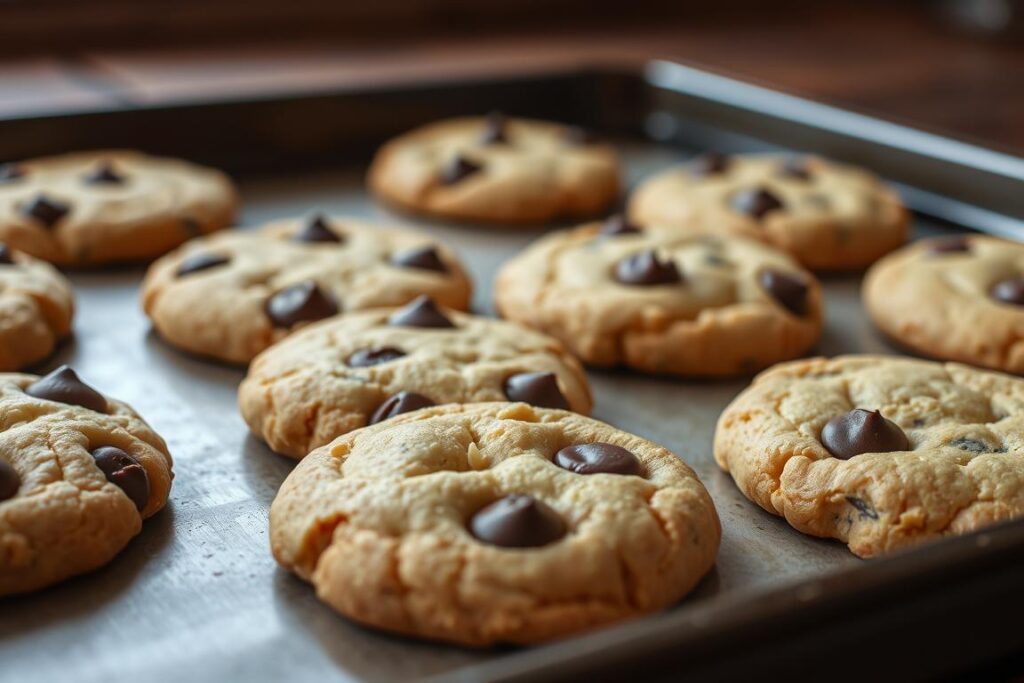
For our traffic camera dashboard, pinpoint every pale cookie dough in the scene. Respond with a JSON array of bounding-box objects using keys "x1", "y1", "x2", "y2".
[
  {"x1": 864, "y1": 234, "x2": 1024, "y2": 374},
  {"x1": 0, "y1": 150, "x2": 237, "y2": 266},
  {"x1": 495, "y1": 218, "x2": 823, "y2": 377},
  {"x1": 141, "y1": 215, "x2": 472, "y2": 364},
  {"x1": 368, "y1": 113, "x2": 620, "y2": 224},
  {"x1": 270, "y1": 402, "x2": 720, "y2": 646},
  {"x1": 628, "y1": 153, "x2": 909, "y2": 271},
  {"x1": 0, "y1": 243, "x2": 74, "y2": 371},
  {"x1": 0, "y1": 366, "x2": 173, "y2": 595},
  {"x1": 714, "y1": 354, "x2": 1024, "y2": 558},
  {"x1": 240, "y1": 301, "x2": 592, "y2": 458}
]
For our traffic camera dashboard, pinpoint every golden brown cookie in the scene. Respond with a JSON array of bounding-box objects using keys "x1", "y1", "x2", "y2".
[
  {"x1": 271, "y1": 402, "x2": 720, "y2": 646},
  {"x1": 0, "y1": 366, "x2": 173, "y2": 595},
  {"x1": 495, "y1": 217, "x2": 823, "y2": 377},
  {"x1": 628, "y1": 153, "x2": 908, "y2": 271},
  {"x1": 715, "y1": 354, "x2": 1024, "y2": 557},
  {"x1": 240, "y1": 301, "x2": 592, "y2": 458},
  {"x1": 141, "y1": 215, "x2": 473, "y2": 364},
  {"x1": 0, "y1": 242, "x2": 73, "y2": 371},
  {"x1": 368, "y1": 114, "x2": 620, "y2": 224},
  {"x1": 0, "y1": 150, "x2": 236, "y2": 266}
]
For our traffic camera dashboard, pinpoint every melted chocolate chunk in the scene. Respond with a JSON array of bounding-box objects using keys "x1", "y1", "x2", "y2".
[
  {"x1": 176, "y1": 252, "x2": 230, "y2": 277},
  {"x1": 600, "y1": 215, "x2": 642, "y2": 237},
  {"x1": 990, "y1": 277, "x2": 1024, "y2": 306},
  {"x1": 845, "y1": 496, "x2": 879, "y2": 521},
  {"x1": 480, "y1": 111, "x2": 508, "y2": 145},
  {"x1": 731, "y1": 187, "x2": 784, "y2": 220},
  {"x1": 503, "y1": 372, "x2": 569, "y2": 410},
  {"x1": 820, "y1": 409, "x2": 909, "y2": 459},
  {"x1": 778, "y1": 157, "x2": 810, "y2": 181},
  {"x1": 0, "y1": 460, "x2": 19, "y2": 502},
  {"x1": 391, "y1": 245, "x2": 447, "y2": 273},
  {"x1": 293, "y1": 214, "x2": 343, "y2": 243},
  {"x1": 469, "y1": 495, "x2": 565, "y2": 548},
  {"x1": 0, "y1": 164, "x2": 24, "y2": 183},
  {"x1": 26, "y1": 366, "x2": 107, "y2": 413},
  {"x1": 614, "y1": 250, "x2": 681, "y2": 286},
  {"x1": 91, "y1": 446, "x2": 149, "y2": 511},
  {"x1": 387, "y1": 296, "x2": 455, "y2": 329},
  {"x1": 0, "y1": 243, "x2": 14, "y2": 265},
  {"x1": 84, "y1": 162, "x2": 124, "y2": 185},
  {"x1": 564, "y1": 126, "x2": 598, "y2": 145},
  {"x1": 759, "y1": 269, "x2": 809, "y2": 316},
  {"x1": 691, "y1": 151, "x2": 729, "y2": 177},
  {"x1": 265, "y1": 281, "x2": 339, "y2": 327},
  {"x1": 555, "y1": 443, "x2": 641, "y2": 476},
  {"x1": 926, "y1": 236, "x2": 971, "y2": 255},
  {"x1": 369, "y1": 391, "x2": 435, "y2": 424},
  {"x1": 22, "y1": 194, "x2": 70, "y2": 228},
  {"x1": 440, "y1": 155, "x2": 483, "y2": 185},
  {"x1": 348, "y1": 346, "x2": 406, "y2": 368}
]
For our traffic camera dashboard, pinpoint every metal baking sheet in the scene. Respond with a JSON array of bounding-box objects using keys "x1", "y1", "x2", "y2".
[{"x1": 1, "y1": 137, "x2": 972, "y2": 682}]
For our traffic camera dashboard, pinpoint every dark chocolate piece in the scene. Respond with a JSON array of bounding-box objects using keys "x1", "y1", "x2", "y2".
[
  {"x1": 387, "y1": 296, "x2": 455, "y2": 329},
  {"x1": 469, "y1": 495, "x2": 565, "y2": 548},
  {"x1": 554, "y1": 442, "x2": 641, "y2": 476},
  {"x1": 369, "y1": 391, "x2": 435, "y2": 424},
  {"x1": 348, "y1": 347, "x2": 406, "y2": 368},
  {"x1": 503, "y1": 372, "x2": 569, "y2": 410},
  {"x1": 293, "y1": 214, "x2": 342, "y2": 243},
  {"x1": 614, "y1": 250, "x2": 681, "y2": 286},
  {"x1": 91, "y1": 446, "x2": 150, "y2": 511},
  {"x1": 820, "y1": 409, "x2": 909, "y2": 459},
  {"x1": 26, "y1": 366, "x2": 107, "y2": 413},
  {"x1": 990, "y1": 277, "x2": 1024, "y2": 306},
  {"x1": 391, "y1": 245, "x2": 447, "y2": 273},
  {"x1": 265, "y1": 281, "x2": 339, "y2": 327},
  {"x1": 759, "y1": 269, "x2": 810, "y2": 316},
  {"x1": 22, "y1": 194, "x2": 70, "y2": 228},
  {"x1": 440, "y1": 155, "x2": 483, "y2": 185},
  {"x1": 0, "y1": 460, "x2": 19, "y2": 502},
  {"x1": 176, "y1": 253, "x2": 230, "y2": 277},
  {"x1": 731, "y1": 187, "x2": 784, "y2": 220}
]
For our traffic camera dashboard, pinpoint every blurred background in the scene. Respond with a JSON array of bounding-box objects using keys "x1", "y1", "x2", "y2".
[{"x1": 0, "y1": 0, "x2": 1022, "y2": 151}]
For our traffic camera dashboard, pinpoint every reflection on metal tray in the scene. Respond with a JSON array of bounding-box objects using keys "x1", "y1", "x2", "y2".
[{"x1": 1, "y1": 62, "x2": 1024, "y2": 683}]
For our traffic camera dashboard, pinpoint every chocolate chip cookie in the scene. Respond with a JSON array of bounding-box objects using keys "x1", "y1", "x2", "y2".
[
  {"x1": 0, "y1": 366, "x2": 173, "y2": 594},
  {"x1": 270, "y1": 402, "x2": 720, "y2": 645},
  {"x1": 495, "y1": 217, "x2": 824, "y2": 377},
  {"x1": 628, "y1": 153, "x2": 909, "y2": 271},
  {"x1": 0, "y1": 150, "x2": 237, "y2": 266},
  {"x1": 368, "y1": 113, "x2": 620, "y2": 224},
  {"x1": 714, "y1": 354, "x2": 1024, "y2": 557},
  {"x1": 864, "y1": 234, "x2": 1024, "y2": 374},
  {"x1": 240, "y1": 298, "x2": 593, "y2": 458},
  {"x1": 0, "y1": 243, "x2": 74, "y2": 370},
  {"x1": 141, "y1": 214, "x2": 472, "y2": 364}
]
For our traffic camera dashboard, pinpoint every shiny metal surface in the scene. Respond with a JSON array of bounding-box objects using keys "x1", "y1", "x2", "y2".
[{"x1": 0, "y1": 144, "x2": 942, "y2": 682}]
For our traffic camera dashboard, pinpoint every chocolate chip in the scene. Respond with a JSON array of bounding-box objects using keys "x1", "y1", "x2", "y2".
[
  {"x1": 554, "y1": 443, "x2": 641, "y2": 476},
  {"x1": 759, "y1": 269, "x2": 809, "y2": 316},
  {"x1": 691, "y1": 151, "x2": 729, "y2": 177},
  {"x1": 84, "y1": 162, "x2": 124, "y2": 185},
  {"x1": 778, "y1": 157, "x2": 810, "y2": 181},
  {"x1": 369, "y1": 391, "x2": 435, "y2": 424},
  {"x1": 387, "y1": 296, "x2": 455, "y2": 328},
  {"x1": 440, "y1": 155, "x2": 483, "y2": 185},
  {"x1": 614, "y1": 250, "x2": 682, "y2": 286},
  {"x1": 503, "y1": 372, "x2": 569, "y2": 410},
  {"x1": 22, "y1": 194, "x2": 70, "y2": 228},
  {"x1": 0, "y1": 243, "x2": 14, "y2": 265},
  {"x1": 293, "y1": 214, "x2": 342, "y2": 243},
  {"x1": 91, "y1": 446, "x2": 149, "y2": 511},
  {"x1": 176, "y1": 252, "x2": 230, "y2": 277},
  {"x1": 820, "y1": 409, "x2": 909, "y2": 459},
  {"x1": 564, "y1": 126, "x2": 598, "y2": 145},
  {"x1": 845, "y1": 496, "x2": 879, "y2": 521},
  {"x1": 0, "y1": 460, "x2": 19, "y2": 502},
  {"x1": 26, "y1": 366, "x2": 107, "y2": 413},
  {"x1": 0, "y1": 164, "x2": 24, "y2": 183},
  {"x1": 927, "y1": 236, "x2": 971, "y2": 255},
  {"x1": 991, "y1": 277, "x2": 1024, "y2": 306},
  {"x1": 949, "y1": 437, "x2": 1004, "y2": 454},
  {"x1": 480, "y1": 111, "x2": 508, "y2": 145},
  {"x1": 731, "y1": 187, "x2": 784, "y2": 220},
  {"x1": 469, "y1": 495, "x2": 565, "y2": 548},
  {"x1": 600, "y1": 215, "x2": 642, "y2": 237},
  {"x1": 391, "y1": 245, "x2": 447, "y2": 273},
  {"x1": 265, "y1": 280, "x2": 339, "y2": 327},
  {"x1": 348, "y1": 346, "x2": 406, "y2": 368}
]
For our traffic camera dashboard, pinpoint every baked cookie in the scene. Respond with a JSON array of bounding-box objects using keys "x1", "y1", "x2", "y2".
[
  {"x1": 714, "y1": 354, "x2": 1024, "y2": 558},
  {"x1": 270, "y1": 402, "x2": 720, "y2": 646},
  {"x1": 864, "y1": 234, "x2": 1024, "y2": 374},
  {"x1": 240, "y1": 298, "x2": 593, "y2": 458},
  {"x1": 0, "y1": 242, "x2": 74, "y2": 370},
  {"x1": 0, "y1": 365, "x2": 173, "y2": 594},
  {"x1": 628, "y1": 153, "x2": 909, "y2": 271},
  {"x1": 495, "y1": 217, "x2": 824, "y2": 377},
  {"x1": 368, "y1": 113, "x2": 620, "y2": 224},
  {"x1": 141, "y1": 215, "x2": 472, "y2": 364},
  {"x1": 0, "y1": 150, "x2": 236, "y2": 266}
]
